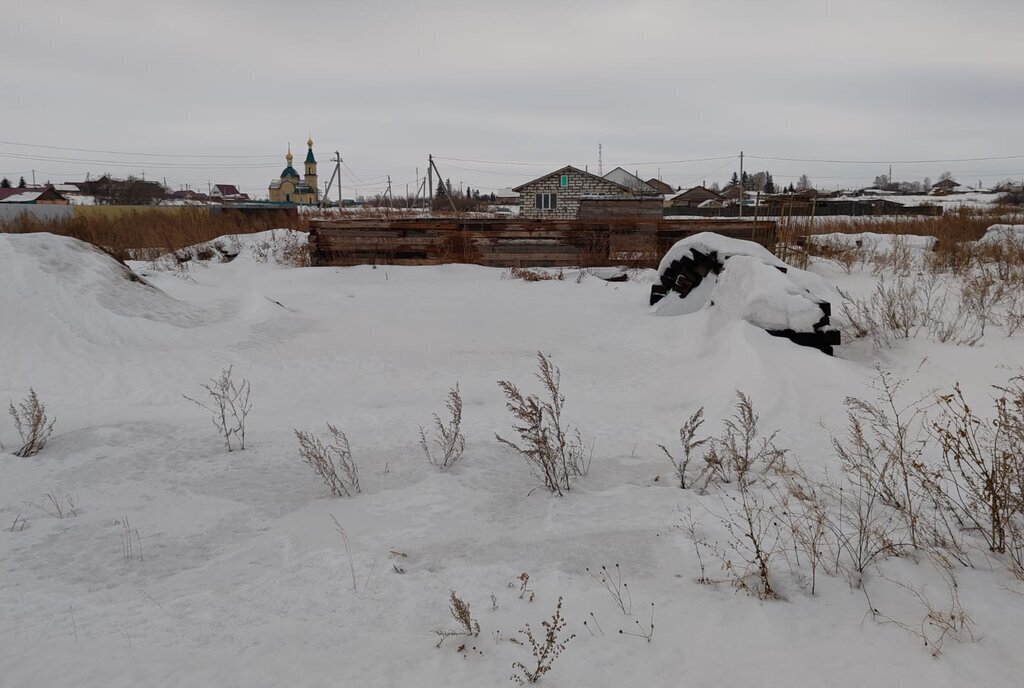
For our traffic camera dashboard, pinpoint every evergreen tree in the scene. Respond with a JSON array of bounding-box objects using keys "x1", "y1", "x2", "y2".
[
  {"x1": 0, "y1": 177, "x2": 10, "y2": 188},
  {"x1": 764, "y1": 172, "x2": 775, "y2": 194},
  {"x1": 18, "y1": 176, "x2": 26, "y2": 188},
  {"x1": 740, "y1": 171, "x2": 749, "y2": 189},
  {"x1": 436, "y1": 179, "x2": 446, "y2": 198},
  {"x1": 445, "y1": 178, "x2": 452, "y2": 196},
  {"x1": 730, "y1": 171, "x2": 739, "y2": 186}
]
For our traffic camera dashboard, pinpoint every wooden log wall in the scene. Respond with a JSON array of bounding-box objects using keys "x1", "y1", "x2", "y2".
[{"x1": 308, "y1": 218, "x2": 776, "y2": 268}]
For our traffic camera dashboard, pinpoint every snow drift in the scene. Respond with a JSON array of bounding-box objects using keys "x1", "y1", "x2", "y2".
[
  {"x1": 0, "y1": 233, "x2": 211, "y2": 354},
  {"x1": 651, "y1": 232, "x2": 840, "y2": 354},
  {"x1": 977, "y1": 224, "x2": 1024, "y2": 245}
]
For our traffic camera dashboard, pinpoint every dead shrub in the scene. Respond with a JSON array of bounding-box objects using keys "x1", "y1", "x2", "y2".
[
  {"x1": 496, "y1": 353, "x2": 588, "y2": 496},
  {"x1": 931, "y1": 380, "x2": 1024, "y2": 577},
  {"x1": 420, "y1": 383, "x2": 467, "y2": 469},
  {"x1": 503, "y1": 267, "x2": 564, "y2": 282},
  {"x1": 9, "y1": 388, "x2": 56, "y2": 457},
  {"x1": 658, "y1": 407, "x2": 707, "y2": 489},
  {"x1": 698, "y1": 391, "x2": 786, "y2": 490},
  {"x1": 295, "y1": 424, "x2": 361, "y2": 497},
  {"x1": 434, "y1": 590, "x2": 481, "y2": 647},
  {"x1": 183, "y1": 366, "x2": 252, "y2": 451},
  {"x1": 510, "y1": 596, "x2": 575, "y2": 684}
]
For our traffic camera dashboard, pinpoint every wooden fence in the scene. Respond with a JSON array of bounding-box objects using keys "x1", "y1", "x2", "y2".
[{"x1": 309, "y1": 217, "x2": 776, "y2": 268}]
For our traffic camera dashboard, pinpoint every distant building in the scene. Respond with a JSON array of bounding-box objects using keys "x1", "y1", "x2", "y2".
[
  {"x1": 269, "y1": 138, "x2": 319, "y2": 204},
  {"x1": 931, "y1": 178, "x2": 961, "y2": 195},
  {"x1": 602, "y1": 167, "x2": 657, "y2": 195},
  {"x1": 667, "y1": 185, "x2": 724, "y2": 208},
  {"x1": 0, "y1": 186, "x2": 69, "y2": 205},
  {"x1": 494, "y1": 187, "x2": 520, "y2": 204},
  {"x1": 644, "y1": 178, "x2": 675, "y2": 195},
  {"x1": 211, "y1": 184, "x2": 249, "y2": 201},
  {"x1": 512, "y1": 165, "x2": 632, "y2": 220}
]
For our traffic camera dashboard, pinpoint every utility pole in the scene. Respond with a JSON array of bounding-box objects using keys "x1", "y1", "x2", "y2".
[
  {"x1": 31, "y1": 169, "x2": 35, "y2": 186},
  {"x1": 598, "y1": 143, "x2": 603, "y2": 176},
  {"x1": 429, "y1": 155, "x2": 457, "y2": 213},
  {"x1": 738, "y1": 151, "x2": 744, "y2": 219},
  {"x1": 428, "y1": 155, "x2": 434, "y2": 210}
]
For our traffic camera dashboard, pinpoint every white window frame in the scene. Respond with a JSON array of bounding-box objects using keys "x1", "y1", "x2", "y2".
[{"x1": 535, "y1": 193, "x2": 557, "y2": 210}]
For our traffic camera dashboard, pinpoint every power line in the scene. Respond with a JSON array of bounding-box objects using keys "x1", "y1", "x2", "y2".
[
  {"x1": 0, "y1": 150, "x2": 278, "y2": 169},
  {"x1": 0, "y1": 139, "x2": 278, "y2": 159},
  {"x1": 746, "y1": 153, "x2": 1024, "y2": 164}
]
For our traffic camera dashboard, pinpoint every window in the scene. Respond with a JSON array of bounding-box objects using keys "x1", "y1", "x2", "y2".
[
  {"x1": 535, "y1": 193, "x2": 557, "y2": 210},
  {"x1": 559, "y1": 174, "x2": 569, "y2": 188}
]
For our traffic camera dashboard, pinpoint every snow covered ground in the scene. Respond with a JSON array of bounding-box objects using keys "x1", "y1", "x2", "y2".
[{"x1": 2, "y1": 230, "x2": 1023, "y2": 687}]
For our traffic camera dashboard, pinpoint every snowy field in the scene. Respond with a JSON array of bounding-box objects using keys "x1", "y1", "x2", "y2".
[{"x1": 2, "y1": 230, "x2": 1024, "y2": 687}]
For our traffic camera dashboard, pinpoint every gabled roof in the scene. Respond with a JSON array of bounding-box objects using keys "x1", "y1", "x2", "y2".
[
  {"x1": 213, "y1": 184, "x2": 242, "y2": 196},
  {"x1": 668, "y1": 185, "x2": 724, "y2": 202},
  {"x1": 645, "y1": 178, "x2": 675, "y2": 194},
  {"x1": 0, "y1": 186, "x2": 66, "y2": 203},
  {"x1": 603, "y1": 167, "x2": 657, "y2": 194},
  {"x1": 512, "y1": 165, "x2": 629, "y2": 193}
]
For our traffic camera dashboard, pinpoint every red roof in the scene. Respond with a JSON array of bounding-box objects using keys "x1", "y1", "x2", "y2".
[{"x1": 213, "y1": 184, "x2": 242, "y2": 196}]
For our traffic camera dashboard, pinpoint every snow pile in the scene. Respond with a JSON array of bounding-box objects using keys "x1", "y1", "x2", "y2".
[
  {"x1": 0, "y1": 233, "x2": 208, "y2": 355},
  {"x1": 710, "y1": 255, "x2": 831, "y2": 332},
  {"x1": 656, "y1": 231, "x2": 787, "y2": 274},
  {"x1": 150, "y1": 229, "x2": 308, "y2": 268},
  {"x1": 807, "y1": 231, "x2": 937, "y2": 253},
  {"x1": 651, "y1": 233, "x2": 839, "y2": 352},
  {"x1": 976, "y1": 224, "x2": 1024, "y2": 245}
]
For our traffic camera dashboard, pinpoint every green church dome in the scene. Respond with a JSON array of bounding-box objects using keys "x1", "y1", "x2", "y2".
[{"x1": 281, "y1": 166, "x2": 299, "y2": 178}]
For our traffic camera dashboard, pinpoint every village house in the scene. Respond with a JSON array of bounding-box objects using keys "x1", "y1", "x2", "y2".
[
  {"x1": 930, "y1": 178, "x2": 962, "y2": 195},
  {"x1": 210, "y1": 184, "x2": 250, "y2": 202},
  {"x1": 667, "y1": 185, "x2": 725, "y2": 208},
  {"x1": 513, "y1": 165, "x2": 640, "y2": 220},
  {"x1": 601, "y1": 167, "x2": 658, "y2": 195},
  {"x1": 644, "y1": 178, "x2": 676, "y2": 195},
  {"x1": 0, "y1": 186, "x2": 70, "y2": 205}
]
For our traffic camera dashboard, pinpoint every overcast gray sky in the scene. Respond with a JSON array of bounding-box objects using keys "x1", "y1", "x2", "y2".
[{"x1": 3, "y1": 0, "x2": 1023, "y2": 198}]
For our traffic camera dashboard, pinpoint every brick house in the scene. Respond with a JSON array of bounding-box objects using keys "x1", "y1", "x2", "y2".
[{"x1": 513, "y1": 165, "x2": 630, "y2": 220}]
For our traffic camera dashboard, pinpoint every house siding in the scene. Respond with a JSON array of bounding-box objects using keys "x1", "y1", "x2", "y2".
[{"x1": 517, "y1": 170, "x2": 625, "y2": 220}]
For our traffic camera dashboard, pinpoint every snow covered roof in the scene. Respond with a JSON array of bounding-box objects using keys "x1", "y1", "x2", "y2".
[{"x1": 0, "y1": 191, "x2": 42, "y2": 203}]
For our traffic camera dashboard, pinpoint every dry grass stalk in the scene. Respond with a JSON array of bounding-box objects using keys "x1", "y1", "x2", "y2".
[
  {"x1": 496, "y1": 353, "x2": 588, "y2": 496},
  {"x1": 434, "y1": 590, "x2": 481, "y2": 647},
  {"x1": 420, "y1": 383, "x2": 467, "y2": 469},
  {"x1": 658, "y1": 407, "x2": 707, "y2": 489},
  {"x1": 183, "y1": 366, "x2": 252, "y2": 451},
  {"x1": 9, "y1": 388, "x2": 56, "y2": 457},
  {"x1": 931, "y1": 380, "x2": 1024, "y2": 577},
  {"x1": 296, "y1": 424, "x2": 361, "y2": 497},
  {"x1": 698, "y1": 391, "x2": 786, "y2": 490},
  {"x1": 45, "y1": 493, "x2": 79, "y2": 519},
  {"x1": 585, "y1": 564, "x2": 631, "y2": 615},
  {"x1": 510, "y1": 596, "x2": 575, "y2": 684},
  {"x1": 503, "y1": 267, "x2": 565, "y2": 282}
]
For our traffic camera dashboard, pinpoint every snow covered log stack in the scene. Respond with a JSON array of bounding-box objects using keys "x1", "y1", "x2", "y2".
[{"x1": 651, "y1": 233, "x2": 841, "y2": 355}]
